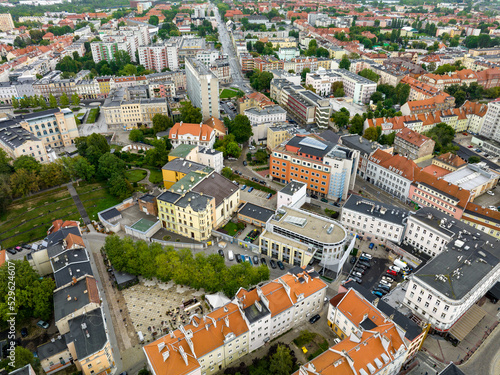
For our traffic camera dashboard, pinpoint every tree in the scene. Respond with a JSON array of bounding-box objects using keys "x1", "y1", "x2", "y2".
[
  {"x1": 301, "y1": 68, "x2": 310, "y2": 81},
  {"x1": 38, "y1": 161, "x2": 67, "y2": 189},
  {"x1": 149, "y1": 15, "x2": 159, "y2": 26},
  {"x1": 75, "y1": 133, "x2": 110, "y2": 166},
  {"x1": 358, "y1": 68, "x2": 380, "y2": 83},
  {"x1": 38, "y1": 96, "x2": 48, "y2": 109},
  {"x1": 59, "y1": 93, "x2": 70, "y2": 107},
  {"x1": 349, "y1": 114, "x2": 364, "y2": 135},
  {"x1": 254, "y1": 40, "x2": 265, "y2": 53},
  {"x1": 425, "y1": 122, "x2": 457, "y2": 154},
  {"x1": 269, "y1": 345, "x2": 293, "y2": 375},
  {"x1": 49, "y1": 94, "x2": 58, "y2": 108},
  {"x1": 225, "y1": 141, "x2": 242, "y2": 158},
  {"x1": 468, "y1": 156, "x2": 481, "y2": 164},
  {"x1": 332, "y1": 108, "x2": 350, "y2": 128},
  {"x1": 339, "y1": 55, "x2": 351, "y2": 70},
  {"x1": 144, "y1": 138, "x2": 170, "y2": 168},
  {"x1": 0, "y1": 260, "x2": 55, "y2": 327},
  {"x1": 371, "y1": 91, "x2": 384, "y2": 103},
  {"x1": 13, "y1": 155, "x2": 41, "y2": 173},
  {"x1": 71, "y1": 93, "x2": 80, "y2": 106},
  {"x1": 108, "y1": 173, "x2": 133, "y2": 199},
  {"x1": 180, "y1": 102, "x2": 203, "y2": 123},
  {"x1": 379, "y1": 131, "x2": 396, "y2": 145},
  {"x1": 12, "y1": 346, "x2": 35, "y2": 370},
  {"x1": 129, "y1": 129, "x2": 144, "y2": 142},
  {"x1": 97, "y1": 153, "x2": 126, "y2": 180},
  {"x1": 152, "y1": 113, "x2": 173, "y2": 134},
  {"x1": 363, "y1": 127, "x2": 379, "y2": 142},
  {"x1": 11, "y1": 96, "x2": 19, "y2": 109},
  {"x1": 229, "y1": 115, "x2": 253, "y2": 144},
  {"x1": 221, "y1": 167, "x2": 233, "y2": 179},
  {"x1": 249, "y1": 71, "x2": 274, "y2": 91},
  {"x1": 73, "y1": 156, "x2": 95, "y2": 181},
  {"x1": 454, "y1": 89, "x2": 467, "y2": 107}
]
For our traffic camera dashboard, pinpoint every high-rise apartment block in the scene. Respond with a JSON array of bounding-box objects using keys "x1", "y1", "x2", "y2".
[
  {"x1": 139, "y1": 43, "x2": 178, "y2": 72},
  {"x1": 185, "y1": 58, "x2": 220, "y2": 120},
  {"x1": 0, "y1": 13, "x2": 15, "y2": 31}
]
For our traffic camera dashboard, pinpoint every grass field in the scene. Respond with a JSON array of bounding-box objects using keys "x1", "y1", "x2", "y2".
[
  {"x1": 125, "y1": 169, "x2": 147, "y2": 183},
  {"x1": 86, "y1": 107, "x2": 100, "y2": 123},
  {"x1": 76, "y1": 182, "x2": 122, "y2": 221},
  {"x1": 148, "y1": 169, "x2": 163, "y2": 184},
  {"x1": 220, "y1": 88, "x2": 243, "y2": 99},
  {"x1": 0, "y1": 188, "x2": 80, "y2": 249}
]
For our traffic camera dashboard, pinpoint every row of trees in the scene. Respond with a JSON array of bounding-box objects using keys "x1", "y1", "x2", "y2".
[
  {"x1": 103, "y1": 235, "x2": 270, "y2": 297},
  {"x1": 12, "y1": 93, "x2": 79, "y2": 110}
]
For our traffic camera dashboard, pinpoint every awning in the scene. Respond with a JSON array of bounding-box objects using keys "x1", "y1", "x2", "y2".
[{"x1": 449, "y1": 304, "x2": 486, "y2": 341}]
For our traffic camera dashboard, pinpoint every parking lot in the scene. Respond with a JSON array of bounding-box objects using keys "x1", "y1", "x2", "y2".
[{"x1": 240, "y1": 187, "x2": 277, "y2": 208}]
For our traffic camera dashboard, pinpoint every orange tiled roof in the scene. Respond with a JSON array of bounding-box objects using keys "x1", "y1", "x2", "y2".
[
  {"x1": 65, "y1": 233, "x2": 85, "y2": 249},
  {"x1": 144, "y1": 302, "x2": 248, "y2": 375},
  {"x1": 169, "y1": 122, "x2": 214, "y2": 140},
  {"x1": 260, "y1": 281, "x2": 293, "y2": 316},
  {"x1": 369, "y1": 149, "x2": 421, "y2": 181},
  {"x1": 203, "y1": 117, "x2": 227, "y2": 135},
  {"x1": 421, "y1": 164, "x2": 451, "y2": 178},
  {"x1": 49, "y1": 220, "x2": 79, "y2": 234},
  {"x1": 280, "y1": 270, "x2": 327, "y2": 304},
  {"x1": 435, "y1": 152, "x2": 467, "y2": 169},
  {"x1": 396, "y1": 127, "x2": 433, "y2": 147},
  {"x1": 413, "y1": 170, "x2": 472, "y2": 208}
]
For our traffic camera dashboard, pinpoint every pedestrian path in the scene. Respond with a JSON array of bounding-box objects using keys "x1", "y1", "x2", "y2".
[{"x1": 66, "y1": 182, "x2": 91, "y2": 225}]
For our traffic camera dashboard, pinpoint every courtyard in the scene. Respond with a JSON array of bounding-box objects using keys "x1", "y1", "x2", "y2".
[{"x1": 122, "y1": 278, "x2": 206, "y2": 344}]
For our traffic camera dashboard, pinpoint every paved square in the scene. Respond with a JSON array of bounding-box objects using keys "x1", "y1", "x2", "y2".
[{"x1": 122, "y1": 278, "x2": 205, "y2": 343}]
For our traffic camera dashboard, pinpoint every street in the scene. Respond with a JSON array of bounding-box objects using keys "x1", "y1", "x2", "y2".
[
  {"x1": 212, "y1": 4, "x2": 252, "y2": 94},
  {"x1": 354, "y1": 176, "x2": 413, "y2": 210}
]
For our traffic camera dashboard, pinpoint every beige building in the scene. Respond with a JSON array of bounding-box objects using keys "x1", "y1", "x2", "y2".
[
  {"x1": 0, "y1": 13, "x2": 15, "y2": 31},
  {"x1": 266, "y1": 124, "x2": 296, "y2": 151},
  {"x1": 185, "y1": 57, "x2": 220, "y2": 120},
  {"x1": 0, "y1": 128, "x2": 52, "y2": 163}
]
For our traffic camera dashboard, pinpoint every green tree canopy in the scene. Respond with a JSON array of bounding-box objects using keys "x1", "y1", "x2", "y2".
[
  {"x1": 363, "y1": 127, "x2": 379, "y2": 142},
  {"x1": 129, "y1": 129, "x2": 144, "y2": 142},
  {"x1": 358, "y1": 68, "x2": 380, "y2": 83},
  {"x1": 339, "y1": 55, "x2": 351, "y2": 70},
  {"x1": 152, "y1": 113, "x2": 173, "y2": 134},
  {"x1": 97, "y1": 153, "x2": 126, "y2": 180},
  {"x1": 269, "y1": 344, "x2": 293, "y2": 375},
  {"x1": 228, "y1": 115, "x2": 253, "y2": 144},
  {"x1": 425, "y1": 122, "x2": 457, "y2": 154},
  {"x1": 13, "y1": 155, "x2": 41, "y2": 173},
  {"x1": 149, "y1": 15, "x2": 159, "y2": 25},
  {"x1": 468, "y1": 156, "x2": 481, "y2": 164},
  {"x1": 75, "y1": 133, "x2": 110, "y2": 166},
  {"x1": 349, "y1": 114, "x2": 364, "y2": 135},
  {"x1": 180, "y1": 102, "x2": 203, "y2": 123}
]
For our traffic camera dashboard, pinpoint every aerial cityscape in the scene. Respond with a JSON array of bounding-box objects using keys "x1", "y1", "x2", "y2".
[{"x1": 1, "y1": 1, "x2": 500, "y2": 375}]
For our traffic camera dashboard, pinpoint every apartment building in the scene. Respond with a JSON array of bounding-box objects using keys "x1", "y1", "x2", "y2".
[
  {"x1": 0, "y1": 126, "x2": 53, "y2": 163},
  {"x1": 400, "y1": 76, "x2": 442, "y2": 101},
  {"x1": 196, "y1": 50, "x2": 221, "y2": 65},
  {"x1": 461, "y1": 203, "x2": 500, "y2": 239},
  {"x1": 270, "y1": 135, "x2": 358, "y2": 200},
  {"x1": 209, "y1": 59, "x2": 231, "y2": 84},
  {"x1": 286, "y1": 88, "x2": 331, "y2": 128},
  {"x1": 178, "y1": 37, "x2": 207, "y2": 62},
  {"x1": 244, "y1": 105, "x2": 287, "y2": 125},
  {"x1": 237, "y1": 92, "x2": 274, "y2": 114},
  {"x1": 102, "y1": 88, "x2": 169, "y2": 129},
  {"x1": 185, "y1": 58, "x2": 220, "y2": 121},
  {"x1": 335, "y1": 68, "x2": 377, "y2": 104},
  {"x1": 91, "y1": 40, "x2": 133, "y2": 64},
  {"x1": 260, "y1": 206, "x2": 351, "y2": 272},
  {"x1": 326, "y1": 288, "x2": 424, "y2": 370},
  {"x1": 431, "y1": 152, "x2": 467, "y2": 172},
  {"x1": 403, "y1": 217, "x2": 500, "y2": 332},
  {"x1": 0, "y1": 80, "x2": 36, "y2": 104},
  {"x1": 266, "y1": 124, "x2": 297, "y2": 151},
  {"x1": 479, "y1": 98, "x2": 500, "y2": 143},
  {"x1": 168, "y1": 122, "x2": 216, "y2": 149},
  {"x1": 341, "y1": 195, "x2": 409, "y2": 245},
  {"x1": 305, "y1": 70, "x2": 342, "y2": 97},
  {"x1": 340, "y1": 134, "x2": 391, "y2": 179},
  {"x1": 394, "y1": 127, "x2": 435, "y2": 162},
  {"x1": 139, "y1": 43, "x2": 179, "y2": 72},
  {"x1": 0, "y1": 13, "x2": 15, "y2": 31},
  {"x1": 409, "y1": 170, "x2": 472, "y2": 220},
  {"x1": 235, "y1": 266, "x2": 326, "y2": 351},
  {"x1": 277, "y1": 180, "x2": 307, "y2": 209},
  {"x1": 401, "y1": 93, "x2": 455, "y2": 116},
  {"x1": 161, "y1": 158, "x2": 209, "y2": 189},
  {"x1": 366, "y1": 149, "x2": 420, "y2": 203}
]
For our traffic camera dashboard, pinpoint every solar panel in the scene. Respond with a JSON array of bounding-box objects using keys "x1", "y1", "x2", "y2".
[{"x1": 299, "y1": 137, "x2": 327, "y2": 150}]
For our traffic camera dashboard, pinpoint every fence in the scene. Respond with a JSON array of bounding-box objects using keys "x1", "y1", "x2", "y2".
[
  {"x1": 212, "y1": 230, "x2": 260, "y2": 253},
  {"x1": 151, "y1": 237, "x2": 206, "y2": 250}
]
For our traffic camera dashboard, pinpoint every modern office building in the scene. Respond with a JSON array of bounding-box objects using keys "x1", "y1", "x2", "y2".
[
  {"x1": 259, "y1": 206, "x2": 352, "y2": 273},
  {"x1": 244, "y1": 105, "x2": 287, "y2": 125},
  {"x1": 185, "y1": 58, "x2": 220, "y2": 121}
]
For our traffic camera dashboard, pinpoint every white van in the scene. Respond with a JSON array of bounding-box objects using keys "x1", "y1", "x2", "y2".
[
  {"x1": 228, "y1": 250, "x2": 234, "y2": 261},
  {"x1": 138, "y1": 331, "x2": 144, "y2": 343}
]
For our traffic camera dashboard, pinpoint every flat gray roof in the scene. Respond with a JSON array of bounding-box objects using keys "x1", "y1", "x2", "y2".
[
  {"x1": 342, "y1": 194, "x2": 409, "y2": 226},
  {"x1": 238, "y1": 202, "x2": 275, "y2": 223}
]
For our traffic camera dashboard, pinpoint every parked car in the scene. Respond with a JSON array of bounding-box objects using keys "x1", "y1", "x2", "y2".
[
  {"x1": 243, "y1": 161, "x2": 248, "y2": 166},
  {"x1": 309, "y1": 314, "x2": 321, "y2": 324},
  {"x1": 218, "y1": 249, "x2": 224, "y2": 257},
  {"x1": 389, "y1": 266, "x2": 401, "y2": 273},
  {"x1": 352, "y1": 271, "x2": 363, "y2": 278},
  {"x1": 487, "y1": 190, "x2": 495, "y2": 196},
  {"x1": 248, "y1": 187, "x2": 254, "y2": 193},
  {"x1": 37, "y1": 320, "x2": 49, "y2": 329},
  {"x1": 355, "y1": 263, "x2": 367, "y2": 270},
  {"x1": 361, "y1": 252, "x2": 372, "y2": 259},
  {"x1": 260, "y1": 258, "x2": 267, "y2": 266},
  {"x1": 372, "y1": 291, "x2": 383, "y2": 297},
  {"x1": 277, "y1": 261, "x2": 285, "y2": 270},
  {"x1": 351, "y1": 276, "x2": 362, "y2": 284},
  {"x1": 321, "y1": 198, "x2": 328, "y2": 203},
  {"x1": 359, "y1": 256, "x2": 371, "y2": 263},
  {"x1": 386, "y1": 270, "x2": 398, "y2": 276},
  {"x1": 235, "y1": 254, "x2": 242, "y2": 263},
  {"x1": 310, "y1": 194, "x2": 318, "y2": 199},
  {"x1": 358, "y1": 260, "x2": 371, "y2": 268},
  {"x1": 379, "y1": 279, "x2": 392, "y2": 287},
  {"x1": 353, "y1": 267, "x2": 365, "y2": 275},
  {"x1": 468, "y1": 145, "x2": 473, "y2": 148},
  {"x1": 384, "y1": 273, "x2": 396, "y2": 281},
  {"x1": 269, "y1": 260, "x2": 277, "y2": 269},
  {"x1": 377, "y1": 284, "x2": 390, "y2": 291},
  {"x1": 22, "y1": 244, "x2": 31, "y2": 250},
  {"x1": 382, "y1": 276, "x2": 394, "y2": 283},
  {"x1": 260, "y1": 180, "x2": 266, "y2": 185},
  {"x1": 241, "y1": 185, "x2": 247, "y2": 190},
  {"x1": 350, "y1": 256, "x2": 356, "y2": 264},
  {"x1": 7, "y1": 248, "x2": 16, "y2": 255},
  {"x1": 373, "y1": 288, "x2": 388, "y2": 295},
  {"x1": 368, "y1": 243, "x2": 375, "y2": 249},
  {"x1": 266, "y1": 193, "x2": 272, "y2": 199},
  {"x1": 248, "y1": 256, "x2": 253, "y2": 265},
  {"x1": 21, "y1": 328, "x2": 28, "y2": 337},
  {"x1": 253, "y1": 256, "x2": 259, "y2": 265}
]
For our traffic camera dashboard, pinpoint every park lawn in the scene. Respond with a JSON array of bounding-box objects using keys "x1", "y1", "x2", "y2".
[
  {"x1": 125, "y1": 169, "x2": 147, "y2": 183},
  {"x1": 148, "y1": 169, "x2": 163, "y2": 184},
  {"x1": 77, "y1": 182, "x2": 122, "y2": 221},
  {"x1": 220, "y1": 88, "x2": 242, "y2": 99},
  {"x1": 0, "y1": 188, "x2": 77, "y2": 249},
  {"x1": 221, "y1": 221, "x2": 245, "y2": 236}
]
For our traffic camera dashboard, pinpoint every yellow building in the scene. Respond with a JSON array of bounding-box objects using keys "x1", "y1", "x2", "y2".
[
  {"x1": 266, "y1": 124, "x2": 295, "y2": 151},
  {"x1": 161, "y1": 158, "x2": 209, "y2": 188},
  {"x1": 65, "y1": 308, "x2": 115, "y2": 375},
  {"x1": 462, "y1": 203, "x2": 500, "y2": 239},
  {"x1": 96, "y1": 77, "x2": 112, "y2": 95}
]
